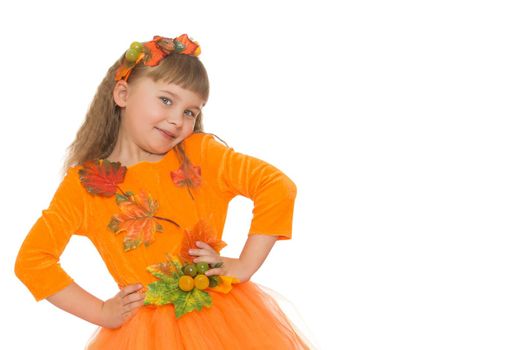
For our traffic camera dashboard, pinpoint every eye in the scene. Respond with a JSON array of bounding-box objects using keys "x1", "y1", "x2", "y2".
[
  {"x1": 160, "y1": 97, "x2": 172, "y2": 105},
  {"x1": 185, "y1": 110, "x2": 197, "y2": 119}
]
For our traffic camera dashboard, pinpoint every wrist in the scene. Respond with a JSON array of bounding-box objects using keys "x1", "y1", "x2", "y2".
[
  {"x1": 236, "y1": 257, "x2": 255, "y2": 281},
  {"x1": 96, "y1": 300, "x2": 108, "y2": 327}
]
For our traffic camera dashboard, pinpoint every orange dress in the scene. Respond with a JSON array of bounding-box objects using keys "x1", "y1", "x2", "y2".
[{"x1": 14, "y1": 132, "x2": 311, "y2": 349}]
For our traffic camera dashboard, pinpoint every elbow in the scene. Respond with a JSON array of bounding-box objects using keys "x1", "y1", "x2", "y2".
[
  {"x1": 14, "y1": 247, "x2": 38, "y2": 287},
  {"x1": 14, "y1": 251, "x2": 29, "y2": 285},
  {"x1": 14, "y1": 252, "x2": 68, "y2": 302},
  {"x1": 283, "y1": 174, "x2": 297, "y2": 200}
]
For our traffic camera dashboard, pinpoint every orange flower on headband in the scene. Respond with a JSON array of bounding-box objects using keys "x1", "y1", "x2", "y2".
[
  {"x1": 115, "y1": 34, "x2": 201, "y2": 82},
  {"x1": 176, "y1": 34, "x2": 200, "y2": 55}
]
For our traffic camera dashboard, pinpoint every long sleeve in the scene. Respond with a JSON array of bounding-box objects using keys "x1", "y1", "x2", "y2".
[
  {"x1": 200, "y1": 134, "x2": 297, "y2": 240},
  {"x1": 14, "y1": 166, "x2": 87, "y2": 301}
]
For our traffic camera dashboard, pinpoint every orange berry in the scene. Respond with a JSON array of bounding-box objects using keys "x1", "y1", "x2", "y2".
[
  {"x1": 178, "y1": 275, "x2": 194, "y2": 291},
  {"x1": 194, "y1": 274, "x2": 210, "y2": 290}
]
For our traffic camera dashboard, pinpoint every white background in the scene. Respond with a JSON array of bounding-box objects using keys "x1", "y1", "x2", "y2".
[{"x1": 1, "y1": 1, "x2": 524, "y2": 349}]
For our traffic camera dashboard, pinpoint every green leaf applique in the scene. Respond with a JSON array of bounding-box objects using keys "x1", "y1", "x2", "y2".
[{"x1": 144, "y1": 257, "x2": 213, "y2": 318}]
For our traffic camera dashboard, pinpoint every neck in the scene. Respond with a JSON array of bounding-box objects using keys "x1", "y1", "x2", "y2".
[{"x1": 106, "y1": 131, "x2": 166, "y2": 166}]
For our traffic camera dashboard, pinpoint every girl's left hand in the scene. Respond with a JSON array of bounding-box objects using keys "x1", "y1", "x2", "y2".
[{"x1": 189, "y1": 241, "x2": 251, "y2": 283}]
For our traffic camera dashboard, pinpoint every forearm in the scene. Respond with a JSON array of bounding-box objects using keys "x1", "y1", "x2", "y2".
[
  {"x1": 238, "y1": 234, "x2": 278, "y2": 277},
  {"x1": 46, "y1": 281, "x2": 104, "y2": 326}
]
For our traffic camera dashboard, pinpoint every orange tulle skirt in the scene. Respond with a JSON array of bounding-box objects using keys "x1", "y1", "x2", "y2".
[{"x1": 86, "y1": 281, "x2": 314, "y2": 349}]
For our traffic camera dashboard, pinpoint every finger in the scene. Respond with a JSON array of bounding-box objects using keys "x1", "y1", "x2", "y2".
[
  {"x1": 190, "y1": 246, "x2": 218, "y2": 257},
  {"x1": 193, "y1": 255, "x2": 222, "y2": 264},
  {"x1": 195, "y1": 241, "x2": 218, "y2": 253},
  {"x1": 120, "y1": 283, "x2": 143, "y2": 298},
  {"x1": 123, "y1": 306, "x2": 141, "y2": 321},
  {"x1": 196, "y1": 241, "x2": 212, "y2": 249},
  {"x1": 122, "y1": 310, "x2": 132, "y2": 321},
  {"x1": 188, "y1": 248, "x2": 207, "y2": 256},
  {"x1": 124, "y1": 299, "x2": 145, "y2": 312},
  {"x1": 128, "y1": 307, "x2": 140, "y2": 318},
  {"x1": 204, "y1": 267, "x2": 224, "y2": 277},
  {"x1": 123, "y1": 290, "x2": 145, "y2": 305}
]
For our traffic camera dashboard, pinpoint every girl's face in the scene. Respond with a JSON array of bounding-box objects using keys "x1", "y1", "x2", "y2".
[{"x1": 114, "y1": 76, "x2": 206, "y2": 156}]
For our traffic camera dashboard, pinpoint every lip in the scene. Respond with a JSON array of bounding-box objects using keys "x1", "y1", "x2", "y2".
[{"x1": 156, "y1": 127, "x2": 176, "y2": 139}]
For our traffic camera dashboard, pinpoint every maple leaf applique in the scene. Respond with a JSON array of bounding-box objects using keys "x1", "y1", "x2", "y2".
[
  {"x1": 79, "y1": 159, "x2": 127, "y2": 197},
  {"x1": 108, "y1": 190, "x2": 180, "y2": 251},
  {"x1": 170, "y1": 163, "x2": 202, "y2": 188},
  {"x1": 179, "y1": 220, "x2": 227, "y2": 264},
  {"x1": 78, "y1": 159, "x2": 181, "y2": 251}
]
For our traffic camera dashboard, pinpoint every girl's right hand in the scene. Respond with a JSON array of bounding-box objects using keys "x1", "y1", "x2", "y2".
[{"x1": 99, "y1": 284, "x2": 144, "y2": 329}]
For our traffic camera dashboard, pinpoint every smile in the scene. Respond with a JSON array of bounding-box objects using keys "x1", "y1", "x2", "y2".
[{"x1": 156, "y1": 128, "x2": 176, "y2": 139}]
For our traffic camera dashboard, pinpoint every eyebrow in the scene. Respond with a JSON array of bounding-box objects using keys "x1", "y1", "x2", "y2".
[{"x1": 160, "y1": 89, "x2": 202, "y2": 111}]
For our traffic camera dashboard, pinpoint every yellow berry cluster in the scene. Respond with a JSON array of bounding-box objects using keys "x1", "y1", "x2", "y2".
[
  {"x1": 178, "y1": 262, "x2": 221, "y2": 292},
  {"x1": 125, "y1": 41, "x2": 144, "y2": 63}
]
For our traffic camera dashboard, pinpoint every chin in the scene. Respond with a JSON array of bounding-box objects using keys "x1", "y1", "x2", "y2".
[{"x1": 147, "y1": 143, "x2": 174, "y2": 155}]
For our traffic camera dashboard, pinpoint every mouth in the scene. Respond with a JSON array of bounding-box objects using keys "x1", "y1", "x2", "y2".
[{"x1": 156, "y1": 127, "x2": 176, "y2": 139}]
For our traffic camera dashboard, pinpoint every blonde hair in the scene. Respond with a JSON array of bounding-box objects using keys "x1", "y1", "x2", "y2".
[{"x1": 62, "y1": 52, "x2": 209, "y2": 175}]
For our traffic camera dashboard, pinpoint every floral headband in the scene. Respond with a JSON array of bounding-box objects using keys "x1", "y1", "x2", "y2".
[{"x1": 115, "y1": 34, "x2": 201, "y2": 82}]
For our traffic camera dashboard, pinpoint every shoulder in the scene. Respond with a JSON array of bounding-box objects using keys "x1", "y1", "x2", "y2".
[
  {"x1": 61, "y1": 164, "x2": 82, "y2": 184},
  {"x1": 182, "y1": 132, "x2": 230, "y2": 160},
  {"x1": 183, "y1": 132, "x2": 227, "y2": 149},
  {"x1": 60, "y1": 162, "x2": 103, "y2": 196},
  {"x1": 56, "y1": 165, "x2": 86, "y2": 195},
  {"x1": 42, "y1": 164, "x2": 88, "y2": 210}
]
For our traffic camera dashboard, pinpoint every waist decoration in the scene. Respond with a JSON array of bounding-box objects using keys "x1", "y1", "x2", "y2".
[{"x1": 145, "y1": 220, "x2": 239, "y2": 318}]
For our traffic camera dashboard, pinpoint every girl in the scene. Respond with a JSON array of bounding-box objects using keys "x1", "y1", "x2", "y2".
[{"x1": 14, "y1": 34, "x2": 312, "y2": 349}]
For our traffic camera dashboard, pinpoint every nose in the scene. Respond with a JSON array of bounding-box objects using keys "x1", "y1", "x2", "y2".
[{"x1": 167, "y1": 110, "x2": 184, "y2": 127}]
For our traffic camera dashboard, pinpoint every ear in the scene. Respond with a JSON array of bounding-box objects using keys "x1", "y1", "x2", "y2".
[{"x1": 113, "y1": 80, "x2": 130, "y2": 107}]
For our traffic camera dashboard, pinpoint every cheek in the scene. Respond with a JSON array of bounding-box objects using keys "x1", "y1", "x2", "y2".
[
  {"x1": 135, "y1": 110, "x2": 163, "y2": 127},
  {"x1": 186, "y1": 119, "x2": 197, "y2": 131},
  {"x1": 124, "y1": 115, "x2": 155, "y2": 137}
]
